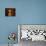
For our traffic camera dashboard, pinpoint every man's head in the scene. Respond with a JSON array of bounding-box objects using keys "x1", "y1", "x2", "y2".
[{"x1": 5, "y1": 8, "x2": 16, "y2": 16}]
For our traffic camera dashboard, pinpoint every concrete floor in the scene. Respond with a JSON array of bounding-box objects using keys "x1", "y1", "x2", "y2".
[
  {"x1": 19, "y1": 40, "x2": 46, "y2": 46},
  {"x1": 0, "y1": 40, "x2": 46, "y2": 46},
  {"x1": 0, "y1": 44, "x2": 18, "y2": 46}
]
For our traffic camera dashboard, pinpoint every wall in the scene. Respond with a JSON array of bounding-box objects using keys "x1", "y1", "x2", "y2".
[
  {"x1": 16, "y1": 0, "x2": 46, "y2": 24},
  {"x1": 0, "y1": 0, "x2": 46, "y2": 45},
  {"x1": 0, "y1": 0, "x2": 18, "y2": 44}
]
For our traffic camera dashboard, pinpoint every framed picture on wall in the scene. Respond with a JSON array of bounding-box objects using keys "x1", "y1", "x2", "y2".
[
  {"x1": 18, "y1": 24, "x2": 46, "y2": 41},
  {"x1": 5, "y1": 8, "x2": 16, "y2": 16}
]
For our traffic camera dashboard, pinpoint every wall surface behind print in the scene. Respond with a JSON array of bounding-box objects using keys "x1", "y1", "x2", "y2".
[
  {"x1": 0, "y1": 0, "x2": 18, "y2": 44},
  {"x1": 0, "y1": 0, "x2": 46, "y2": 45}
]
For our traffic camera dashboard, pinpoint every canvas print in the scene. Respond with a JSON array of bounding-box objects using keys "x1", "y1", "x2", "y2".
[
  {"x1": 5, "y1": 8, "x2": 16, "y2": 16},
  {"x1": 18, "y1": 24, "x2": 46, "y2": 46},
  {"x1": 18, "y1": 24, "x2": 46, "y2": 41}
]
